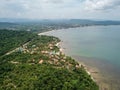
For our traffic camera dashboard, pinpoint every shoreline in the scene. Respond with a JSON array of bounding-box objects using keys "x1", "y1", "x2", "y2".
[
  {"x1": 38, "y1": 25, "x2": 120, "y2": 36},
  {"x1": 38, "y1": 31, "x2": 104, "y2": 89},
  {"x1": 38, "y1": 30, "x2": 56, "y2": 36},
  {"x1": 38, "y1": 31, "x2": 118, "y2": 90},
  {"x1": 38, "y1": 25, "x2": 97, "y2": 36},
  {"x1": 55, "y1": 41, "x2": 112, "y2": 90},
  {"x1": 57, "y1": 42, "x2": 102, "y2": 89}
]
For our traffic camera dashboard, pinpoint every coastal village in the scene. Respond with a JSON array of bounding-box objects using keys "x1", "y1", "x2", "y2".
[{"x1": 8, "y1": 35, "x2": 82, "y2": 71}]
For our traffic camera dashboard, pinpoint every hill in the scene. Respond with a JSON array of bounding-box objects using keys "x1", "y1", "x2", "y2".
[{"x1": 0, "y1": 30, "x2": 99, "y2": 90}]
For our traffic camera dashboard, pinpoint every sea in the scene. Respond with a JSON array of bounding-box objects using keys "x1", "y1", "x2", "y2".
[{"x1": 40, "y1": 25, "x2": 120, "y2": 90}]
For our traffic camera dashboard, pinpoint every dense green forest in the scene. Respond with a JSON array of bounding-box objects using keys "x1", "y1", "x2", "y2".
[
  {"x1": 0, "y1": 30, "x2": 99, "y2": 90},
  {"x1": 0, "y1": 29, "x2": 36, "y2": 56}
]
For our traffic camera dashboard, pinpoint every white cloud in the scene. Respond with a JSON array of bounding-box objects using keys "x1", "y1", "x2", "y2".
[
  {"x1": 0, "y1": 0, "x2": 120, "y2": 20},
  {"x1": 43, "y1": 0, "x2": 63, "y2": 4},
  {"x1": 84, "y1": 0, "x2": 120, "y2": 11}
]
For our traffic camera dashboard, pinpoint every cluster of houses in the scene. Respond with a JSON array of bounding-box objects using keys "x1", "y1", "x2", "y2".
[{"x1": 9, "y1": 39, "x2": 82, "y2": 70}]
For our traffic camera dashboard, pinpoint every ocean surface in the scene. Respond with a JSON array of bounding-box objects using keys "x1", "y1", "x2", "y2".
[{"x1": 41, "y1": 25, "x2": 120, "y2": 89}]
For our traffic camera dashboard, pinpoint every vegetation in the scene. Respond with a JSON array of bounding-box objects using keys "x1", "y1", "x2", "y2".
[
  {"x1": 0, "y1": 30, "x2": 99, "y2": 90},
  {"x1": 0, "y1": 29, "x2": 36, "y2": 56}
]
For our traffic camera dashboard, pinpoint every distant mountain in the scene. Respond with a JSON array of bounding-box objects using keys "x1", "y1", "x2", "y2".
[
  {"x1": 0, "y1": 18, "x2": 120, "y2": 25},
  {"x1": 0, "y1": 22, "x2": 16, "y2": 27},
  {"x1": 69, "y1": 19, "x2": 120, "y2": 25},
  {"x1": 0, "y1": 22, "x2": 15, "y2": 25},
  {"x1": 95, "y1": 20, "x2": 120, "y2": 25},
  {"x1": 0, "y1": 18, "x2": 31, "y2": 23}
]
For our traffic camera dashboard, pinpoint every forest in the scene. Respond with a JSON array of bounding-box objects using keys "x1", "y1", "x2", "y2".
[
  {"x1": 0, "y1": 29, "x2": 99, "y2": 90},
  {"x1": 0, "y1": 29, "x2": 36, "y2": 56}
]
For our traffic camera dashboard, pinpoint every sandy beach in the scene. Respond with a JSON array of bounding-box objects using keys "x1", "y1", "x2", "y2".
[{"x1": 38, "y1": 30, "x2": 56, "y2": 36}]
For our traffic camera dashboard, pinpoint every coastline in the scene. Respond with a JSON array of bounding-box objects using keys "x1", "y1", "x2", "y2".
[
  {"x1": 38, "y1": 31, "x2": 117, "y2": 90},
  {"x1": 38, "y1": 31, "x2": 103, "y2": 89},
  {"x1": 58, "y1": 41, "x2": 115, "y2": 90},
  {"x1": 38, "y1": 25, "x2": 92, "y2": 36},
  {"x1": 53, "y1": 40, "x2": 100, "y2": 89},
  {"x1": 38, "y1": 30, "x2": 55, "y2": 36}
]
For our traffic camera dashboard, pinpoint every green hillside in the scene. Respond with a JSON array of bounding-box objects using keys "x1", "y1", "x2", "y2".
[{"x1": 0, "y1": 30, "x2": 99, "y2": 90}]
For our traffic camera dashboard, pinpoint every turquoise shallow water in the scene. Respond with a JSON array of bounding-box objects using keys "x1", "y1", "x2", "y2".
[{"x1": 42, "y1": 25, "x2": 120, "y2": 89}]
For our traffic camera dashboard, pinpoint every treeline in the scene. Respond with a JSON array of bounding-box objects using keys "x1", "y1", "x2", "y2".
[{"x1": 0, "y1": 29, "x2": 36, "y2": 56}]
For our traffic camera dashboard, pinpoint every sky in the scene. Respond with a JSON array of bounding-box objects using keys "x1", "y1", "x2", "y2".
[{"x1": 0, "y1": 0, "x2": 120, "y2": 20}]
